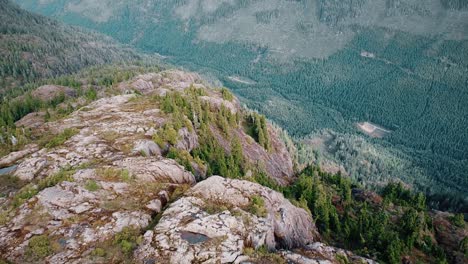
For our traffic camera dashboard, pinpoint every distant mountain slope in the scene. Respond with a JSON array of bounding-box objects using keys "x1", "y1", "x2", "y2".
[
  {"x1": 14, "y1": 0, "x2": 468, "y2": 212},
  {"x1": 0, "y1": 0, "x2": 147, "y2": 96}
]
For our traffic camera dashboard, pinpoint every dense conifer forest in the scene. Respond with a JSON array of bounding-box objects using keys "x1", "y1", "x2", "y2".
[{"x1": 0, "y1": 0, "x2": 150, "y2": 96}]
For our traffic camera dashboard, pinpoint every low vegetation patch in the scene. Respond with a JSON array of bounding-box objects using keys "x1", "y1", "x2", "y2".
[
  {"x1": 450, "y1": 213, "x2": 465, "y2": 228},
  {"x1": 221, "y1": 87, "x2": 234, "y2": 102},
  {"x1": 11, "y1": 168, "x2": 75, "y2": 208},
  {"x1": 247, "y1": 195, "x2": 268, "y2": 218},
  {"x1": 37, "y1": 169, "x2": 75, "y2": 190},
  {"x1": 26, "y1": 235, "x2": 53, "y2": 260},
  {"x1": 97, "y1": 167, "x2": 132, "y2": 182},
  {"x1": 113, "y1": 227, "x2": 142, "y2": 255},
  {"x1": 84, "y1": 180, "x2": 100, "y2": 192},
  {"x1": 90, "y1": 227, "x2": 143, "y2": 262},
  {"x1": 44, "y1": 128, "x2": 78, "y2": 149},
  {"x1": 243, "y1": 245, "x2": 286, "y2": 264}
]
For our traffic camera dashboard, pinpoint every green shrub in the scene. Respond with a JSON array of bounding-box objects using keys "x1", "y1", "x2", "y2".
[
  {"x1": 85, "y1": 180, "x2": 100, "y2": 192},
  {"x1": 26, "y1": 235, "x2": 53, "y2": 260},
  {"x1": 243, "y1": 247, "x2": 255, "y2": 256},
  {"x1": 451, "y1": 213, "x2": 465, "y2": 228},
  {"x1": 12, "y1": 184, "x2": 39, "y2": 208},
  {"x1": 37, "y1": 169, "x2": 74, "y2": 190},
  {"x1": 85, "y1": 87, "x2": 98, "y2": 101},
  {"x1": 45, "y1": 128, "x2": 78, "y2": 149},
  {"x1": 152, "y1": 123, "x2": 179, "y2": 147},
  {"x1": 91, "y1": 247, "x2": 106, "y2": 257},
  {"x1": 0, "y1": 211, "x2": 11, "y2": 226},
  {"x1": 336, "y1": 254, "x2": 350, "y2": 264},
  {"x1": 248, "y1": 195, "x2": 268, "y2": 217},
  {"x1": 460, "y1": 237, "x2": 468, "y2": 256},
  {"x1": 97, "y1": 167, "x2": 132, "y2": 182},
  {"x1": 113, "y1": 227, "x2": 140, "y2": 255},
  {"x1": 167, "y1": 147, "x2": 194, "y2": 173},
  {"x1": 221, "y1": 88, "x2": 234, "y2": 101}
]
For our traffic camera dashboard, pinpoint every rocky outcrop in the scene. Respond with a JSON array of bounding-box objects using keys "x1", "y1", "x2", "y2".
[
  {"x1": 189, "y1": 176, "x2": 319, "y2": 248},
  {"x1": 120, "y1": 70, "x2": 203, "y2": 95},
  {"x1": 113, "y1": 158, "x2": 196, "y2": 184},
  {"x1": 0, "y1": 144, "x2": 38, "y2": 168},
  {"x1": 135, "y1": 176, "x2": 320, "y2": 264},
  {"x1": 31, "y1": 85, "x2": 76, "y2": 102},
  {"x1": 175, "y1": 127, "x2": 199, "y2": 152},
  {"x1": 132, "y1": 140, "x2": 162, "y2": 157},
  {"x1": 15, "y1": 112, "x2": 46, "y2": 129},
  {"x1": 122, "y1": 70, "x2": 294, "y2": 184},
  {"x1": 239, "y1": 125, "x2": 295, "y2": 185},
  {"x1": 0, "y1": 163, "x2": 194, "y2": 262},
  {"x1": 212, "y1": 126, "x2": 294, "y2": 185},
  {"x1": 0, "y1": 70, "x2": 369, "y2": 263},
  {"x1": 431, "y1": 211, "x2": 468, "y2": 264},
  {"x1": 280, "y1": 243, "x2": 377, "y2": 264}
]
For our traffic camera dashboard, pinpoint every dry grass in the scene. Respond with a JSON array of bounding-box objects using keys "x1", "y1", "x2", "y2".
[{"x1": 96, "y1": 167, "x2": 132, "y2": 182}]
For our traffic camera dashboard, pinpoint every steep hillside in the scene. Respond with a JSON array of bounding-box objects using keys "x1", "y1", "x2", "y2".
[
  {"x1": 0, "y1": 68, "x2": 466, "y2": 263},
  {"x1": 0, "y1": 0, "x2": 150, "y2": 96},
  {"x1": 0, "y1": 69, "x2": 358, "y2": 263},
  {"x1": 14, "y1": 0, "x2": 468, "y2": 213}
]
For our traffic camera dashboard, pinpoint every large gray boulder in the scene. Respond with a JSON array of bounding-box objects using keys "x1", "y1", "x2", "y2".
[{"x1": 134, "y1": 176, "x2": 320, "y2": 264}]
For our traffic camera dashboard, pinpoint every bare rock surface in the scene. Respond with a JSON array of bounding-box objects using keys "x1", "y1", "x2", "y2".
[
  {"x1": 135, "y1": 176, "x2": 374, "y2": 264},
  {"x1": 280, "y1": 242, "x2": 377, "y2": 264},
  {"x1": 175, "y1": 127, "x2": 199, "y2": 152},
  {"x1": 135, "y1": 176, "x2": 320, "y2": 264},
  {"x1": 15, "y1": 112, "x2": 46, "y2": 129},
  {"x1": 31, "y1": 85, "x2": 76, "y2": 102},
  {"x1": 114, "y1": 157, "x2": 196, "y2": 184},
  {"x1": 0, "y1": 144, "x2": 39, "y2": 168},
  {"x1": 133, "y1": 140, "x2": 162, "y2": 157}
]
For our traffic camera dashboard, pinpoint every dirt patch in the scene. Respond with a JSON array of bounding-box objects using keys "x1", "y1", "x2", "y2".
[{"x1": 357, "y1": 122, "x2": 391, "y2": 138}]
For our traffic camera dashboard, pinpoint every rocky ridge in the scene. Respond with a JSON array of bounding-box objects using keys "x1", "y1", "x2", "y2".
[{"x1": 0, "y1": 70, "x2": 374, "y2": 263}]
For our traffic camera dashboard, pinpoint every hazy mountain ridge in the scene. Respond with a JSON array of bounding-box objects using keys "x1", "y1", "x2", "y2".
[{"x1": 0, "y1": 0, "x2": 152, "y2": 97}]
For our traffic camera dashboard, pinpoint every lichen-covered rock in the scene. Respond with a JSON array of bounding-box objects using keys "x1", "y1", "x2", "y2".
[
  {"x1": 15, "y1": 112, "x2": 46, "y2": 129},
  {"x1": 0, "y1": 144, "x2": 39, "y2": 169},
  {"x1": 0, "y1": 164, "x2": 192, "y2": 263},
  {"x1": 133, "y1": 140, "x2": 162, "y2": 157},
  {"x1": 280, "y1": 242, "x2": 378, "y2": 264},
  {"x1": 31, "y1": 85, "x2": 76, "y2": 102},
  {"x1": 278, "y1": 242, "x2": 377, "y2": 264},
  {"x1": 13, "y1": 156, "x2": 48, "y2": 181},
  {"x1": 113, "y1": 157, "x2": 196, "y2": 184},
  {"x1": 175, "y1": 127, "x2": 199, "y2": 152},
  {"x1": 134, "y1": 176, "x2": 320, "y2": 264}
]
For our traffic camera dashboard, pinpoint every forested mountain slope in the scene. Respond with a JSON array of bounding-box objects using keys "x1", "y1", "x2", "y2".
[
  {"x1": 13, "y1": 0, "x2": 468, "y2": 213},
  {"x1": 0, "y1": 0, "x2": 149, "y2": 97}
]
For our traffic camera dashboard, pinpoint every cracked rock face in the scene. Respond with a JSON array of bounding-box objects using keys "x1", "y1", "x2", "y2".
[
  {"x1": 31, "y1": 85, "x2": 76, "y2": 102},
  {"x1": 0, "y1": 165, "x2": 192, "y2": 262},
  {"x1": 135, "y1": 176, "x2": 320, "y2": 264}
]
